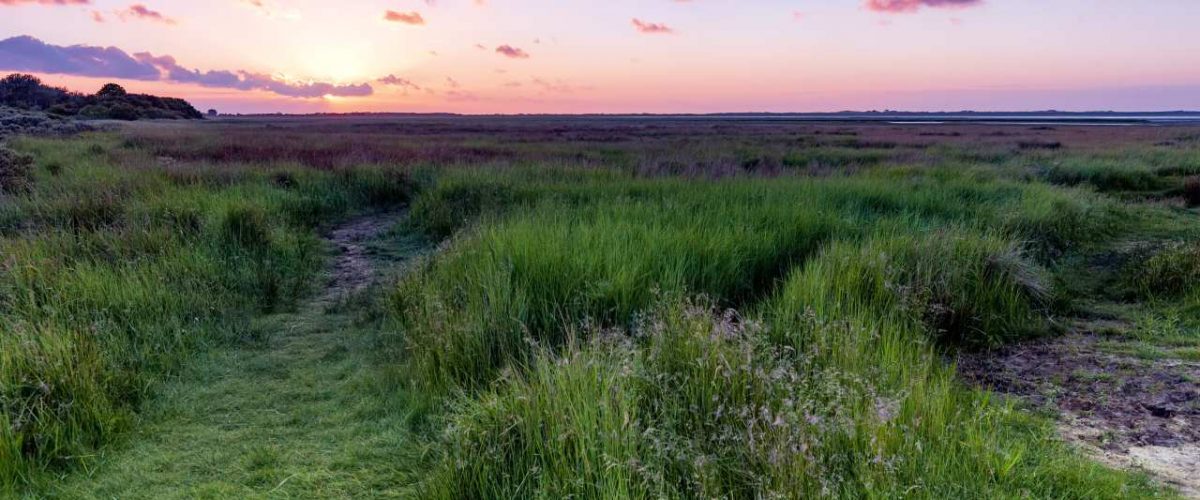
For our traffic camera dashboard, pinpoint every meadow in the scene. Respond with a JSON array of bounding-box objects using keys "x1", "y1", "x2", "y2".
[{"x1": 2, "y1": 117, "x2": 1198, "y2": 497}]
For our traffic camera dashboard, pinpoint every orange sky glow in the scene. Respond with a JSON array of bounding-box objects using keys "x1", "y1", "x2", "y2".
[{"x1": 3, "y1": 0, "x2": 1199, "y2": 113}]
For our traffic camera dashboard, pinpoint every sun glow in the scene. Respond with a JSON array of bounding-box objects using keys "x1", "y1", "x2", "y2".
[{"x1": 300, "y1": 45, "x2": 373, "y2": 83}]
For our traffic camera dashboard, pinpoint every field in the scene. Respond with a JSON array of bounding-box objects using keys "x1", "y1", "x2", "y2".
[{"x1": 2, "y1": 116, "x2": 1199, "y2": 497}]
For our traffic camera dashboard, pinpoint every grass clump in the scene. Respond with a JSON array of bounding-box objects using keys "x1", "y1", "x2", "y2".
[
  {"x1": 419, "y1": 298, "x2": 1161, "y2": 498},
  {"x1": 1042, "y1": 159, "x2": 1165, "y2": 192},
  {"x1": 1123, "y1": 241, "x2": 1200, "y2": 299},
  {"x1": 778, "y1": 227, "x2": 1052, "y2": 347},
  {"x1": 395, "y1": 184, "x2": 841, "y2": 391},
  {"x1": 424, "y1": 341, "x2": 652, "y2": 499}
]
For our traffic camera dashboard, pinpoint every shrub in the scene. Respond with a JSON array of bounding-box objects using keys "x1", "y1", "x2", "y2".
[
  {"x1": 0, "y1": 146, "x2": 33, "y2": 194},
  {"x1": 96, "y1": 84, "x2": 127, "y2": 99},
  {"x1": 1184, "y1": 176, "x2": 1200, "y2": 207}
]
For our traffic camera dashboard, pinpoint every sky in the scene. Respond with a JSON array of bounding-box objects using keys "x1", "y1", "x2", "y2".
[{"x1": 1, "y1": 0, "x2": 1198, "y2": 114}]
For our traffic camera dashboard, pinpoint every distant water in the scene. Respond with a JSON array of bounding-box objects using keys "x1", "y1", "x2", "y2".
[{"x1": 641, "y1": 114, "x2": 1200, "y2": 125}]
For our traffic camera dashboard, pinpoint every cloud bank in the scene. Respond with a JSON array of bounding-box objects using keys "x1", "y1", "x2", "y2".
[{"x1": 0, "y1": 35, "x2": 373, "y2": 98}]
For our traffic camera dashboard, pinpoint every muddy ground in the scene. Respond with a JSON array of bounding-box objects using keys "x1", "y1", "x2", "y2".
[{"x1": 960, "y1": 332, "x2": 1200, "y2": 496}]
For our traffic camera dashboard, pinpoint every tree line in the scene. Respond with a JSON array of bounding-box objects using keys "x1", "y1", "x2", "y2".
[{"x1": 0, "y1": 73, "x2": 203, "y2": 120}]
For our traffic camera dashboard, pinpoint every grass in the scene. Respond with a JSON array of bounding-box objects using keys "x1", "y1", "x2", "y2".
[
  {"x1": 0, "y1": 133, "x2": 412, "y2": 491},
  {"x1": 44, "y1": 285, "x2": 424, "y2": 498},
  {"x1": 5, "y1": 118, "x2": 1200, "y2": 497},
  {"x1": 389, "y1": 166, "x2": 1169, "y2": 497}
]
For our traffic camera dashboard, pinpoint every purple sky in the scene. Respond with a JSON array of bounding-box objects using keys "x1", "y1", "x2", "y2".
[{"x1": 2, "y1": 0, "x2": 1199, "y2": 113}]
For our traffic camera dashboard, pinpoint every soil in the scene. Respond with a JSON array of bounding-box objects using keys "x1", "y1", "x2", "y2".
[
  {"x1": 959, "y1": 331, "x2": 1200, "y2": 496},
  {"x1": 320, "y1": 211, "x2": 402, "y2": 301}
]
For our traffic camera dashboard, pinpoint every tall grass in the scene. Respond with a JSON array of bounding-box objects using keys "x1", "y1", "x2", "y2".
[
  {"x1": 0, "y1": 134, "x2": 412, "y2": 489},
  {"x1": 389, "y1": 167, "x2": 1161, "y2": 497},
  {"x1": 7, "y1": 120, "x2": 1190, "y2": 497},
  {"x1": 394, "y1": 172, "x2": 1118, "y2": 391},
  {"x1": 419, "y1": 298, "x2": 1159, "y2": 498}
]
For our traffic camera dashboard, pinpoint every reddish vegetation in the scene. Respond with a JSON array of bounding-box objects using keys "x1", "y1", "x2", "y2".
[{"x1": 124, "y1": 116, "x2": 1200, "y2": 173}]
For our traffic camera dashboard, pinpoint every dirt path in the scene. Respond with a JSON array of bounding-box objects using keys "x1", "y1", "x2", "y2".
[
  {"x1": 50, "y1": 212, "x2": 422, "y2": 499},
  {"x1": 960, "y1": 329, "x2": 1200, "y2": 497},
  {"x1": 321, "y1": 213, "x2": 402, "y2": 301}
]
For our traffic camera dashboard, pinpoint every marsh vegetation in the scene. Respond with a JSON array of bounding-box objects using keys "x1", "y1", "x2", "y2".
[{"x1": 2, "y1": 117, "x2": 1197, "y2": 497}]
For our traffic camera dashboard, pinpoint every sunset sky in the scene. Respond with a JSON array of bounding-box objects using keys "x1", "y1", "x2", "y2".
[{"x1": 2, "y1": 0, "x2": 1198, "y2": 114}]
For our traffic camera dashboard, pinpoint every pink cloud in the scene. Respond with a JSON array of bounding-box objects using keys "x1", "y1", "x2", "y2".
[
  {"x1": 632, "y1": 18, "x2": 674, "y2": 34},
  {"x1": 377, "y1": 74, "x2": 420, "y2": 91},
  {"x1": 117, "y1": 4, "x2": 176, "y2": 24},
  {"x1": 866, "y1": 0, "x2": 982, "y2": 13},
  {"x1": 384, "y1": 10, "x2": 424, "y2": 25},
  {"x1": 495, "y1": 45, "x2": 529, "y2": 59},
  {"x1": 0, "y1": 0, "x2": 89, "y2": 5}
]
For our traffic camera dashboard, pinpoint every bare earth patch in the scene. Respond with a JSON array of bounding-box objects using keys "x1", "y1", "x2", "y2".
[
  {"x1": 321, "y1": 211, "x2": 403, "y2": 301},
  {"x1": 959, "y1": 332, "x2": 1200, "y2": 496}
]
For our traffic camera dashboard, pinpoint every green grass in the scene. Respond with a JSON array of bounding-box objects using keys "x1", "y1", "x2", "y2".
[
  {"x1": 43, "y1": 292, "x2": 424, "y2": 498},
  {"x1": 387, "y1": 167, "x2": 1170, "y2": 497},
  {"x1": 0, "y1": 133, "x2": 413, "y2": 491},
  {"x1": 6, "y1": 122, "x2": 1199, "y2": 498}
]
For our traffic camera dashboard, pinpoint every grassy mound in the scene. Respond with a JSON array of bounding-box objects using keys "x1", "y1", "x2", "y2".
[{"x1": 388, "y1": 167, "x2": 1159, "y2": 497}]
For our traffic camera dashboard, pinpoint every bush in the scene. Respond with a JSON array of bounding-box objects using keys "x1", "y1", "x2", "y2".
[
  {"x1": 1184, "y1": 177, "x2": 1200, "y2": 207},
  {"x1": 0, "y1": 73, "x2": 201, "y2": 121},
  {"x1": 0, "y1": 146, "x2": 33, "y2": 194}
]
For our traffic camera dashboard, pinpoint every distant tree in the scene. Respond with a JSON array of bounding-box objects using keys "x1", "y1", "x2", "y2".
[
  {"x1": 105, "y1": 102, "x2": 141, "y2": 121},
  {"x1": 0, "y1": 73, "x2": 200, "y2": 120},
  {"x1": 0, "y1": 74, "x2": 45, "y2": 108},
  {"x1": 207, "y1": 109, "x2": 218, "y2": 117},
  {"x1": 97, "y1": 83, "x2": 127, "y2": 98}
]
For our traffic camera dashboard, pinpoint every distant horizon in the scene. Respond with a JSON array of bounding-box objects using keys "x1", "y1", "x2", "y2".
[{"x1": 212, "y1": 110, "x2": 1200, "y2": 117}]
